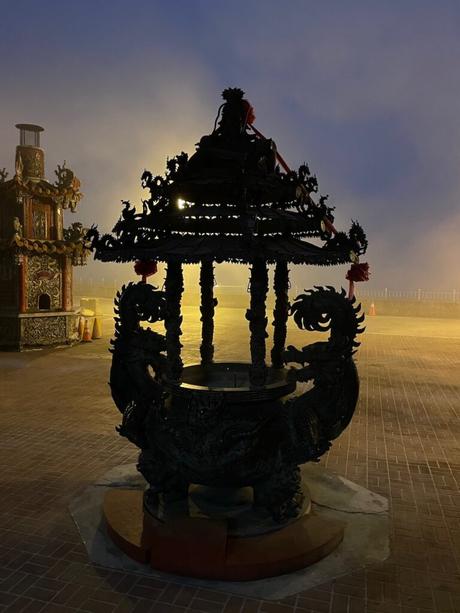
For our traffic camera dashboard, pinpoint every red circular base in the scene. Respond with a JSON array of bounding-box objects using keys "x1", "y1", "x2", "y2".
[{"x1": 103, "y1": 489, "x2": 345, "y2": 581}]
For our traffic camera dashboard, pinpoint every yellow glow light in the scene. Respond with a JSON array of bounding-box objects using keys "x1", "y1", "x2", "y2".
[{"x1": 177, "y1": 198, "x2": 186, "y2": 209}]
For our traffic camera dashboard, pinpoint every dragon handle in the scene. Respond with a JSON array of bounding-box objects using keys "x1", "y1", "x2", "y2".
[
  {"x1": 109, "y1": 282, "x2": 168, "y2": 448},
  {"x1": 283, "y1": 286, "x2": 365, "y2": 465}
]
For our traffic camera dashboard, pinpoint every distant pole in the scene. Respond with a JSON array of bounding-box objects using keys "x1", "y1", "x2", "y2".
[{"x1": 417, "y1": 288, "x2": 421, "y2": 301}]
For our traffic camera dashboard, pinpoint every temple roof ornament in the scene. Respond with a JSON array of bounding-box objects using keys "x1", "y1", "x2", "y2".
[{"x1": 1, "y1": 163, "x2": 83, "y2": 212}]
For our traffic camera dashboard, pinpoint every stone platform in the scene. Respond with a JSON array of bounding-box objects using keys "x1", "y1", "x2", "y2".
[
  {"x1": 103, "y1": 486, "x2": 344, "y2": 581},
  {"x1": 70, "y1": 462, "x2": 389, "y2": 600}
]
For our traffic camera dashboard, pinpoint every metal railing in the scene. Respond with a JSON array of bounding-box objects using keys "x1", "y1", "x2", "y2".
[
  {"x1": 74, "y1": 278, "x2": 460, "y2": 303},
  {"x1": 354, "y1": 288, "x2": 459, "y2": 303}
]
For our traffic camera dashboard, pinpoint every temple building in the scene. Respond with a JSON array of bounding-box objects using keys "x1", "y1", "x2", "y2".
[{"x1": 0, "y1": 124, "x2": 89, "y2": 350}]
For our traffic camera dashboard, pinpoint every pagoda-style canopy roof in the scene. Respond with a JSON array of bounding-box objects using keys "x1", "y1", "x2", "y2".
[
  {"x1": 94, "y1": 234, "x2": 355, "y2": 266},
  {"x1": 0, "y1": 162, "x2": 83, "y2": 212},
  {"x1": 90, "y1": 88, "x2": 367, "y2": 265}
]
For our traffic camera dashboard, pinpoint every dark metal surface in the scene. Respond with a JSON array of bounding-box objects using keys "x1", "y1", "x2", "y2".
[
  {"x1": 199, "y1": 260, "x2": 216, "y2": 365},
  {"x1": 247, "y1": 259, "x2": 269, "y2": 386},
  {"x1": 109, "y1": 281, "x2": 364, "y2": 522},
  {"x1": 271, "y1": 260, "x2": 289, "y2": 369},
  {"x1": 164, "y1": 261, "x2": 184, "y2": 381},
  {"x1": 167, "y1": 362, "x2": 296, "y2": 403},
  {"x1": 101, "y1": 88, "x2": 367, "y2": 524}
]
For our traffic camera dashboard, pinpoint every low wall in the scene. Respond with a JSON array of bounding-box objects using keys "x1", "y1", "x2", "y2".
[
  {"x1": 75, "y1": 287, "x2": 275, "y2": 309},
  {"x1": 74, "y1": 286, "x2": 460, "y2": 319},
  {"x1": 357, "y1": 298, "x2": 460, "y2": 319}
]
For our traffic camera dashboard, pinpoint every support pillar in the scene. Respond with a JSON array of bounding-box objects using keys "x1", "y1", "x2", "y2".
[
  {"x1": 164, "y1": 260, "x2": 184, "y2": 381},
  {"x1": 271, "y1": 260, "x2": 289, "y2": 368},
  {"x1": 18, "y1": 255, "x2": 27, "y2": 313},
  {"x1": 62, "y1": 256, "x2": 72, "y2": 311},
  {"x1": 199, "y1": 260, "x2": 216, "y2": 365},
  {"x1": 247, "y1": 258, "x2": 268, "y2": 386}
]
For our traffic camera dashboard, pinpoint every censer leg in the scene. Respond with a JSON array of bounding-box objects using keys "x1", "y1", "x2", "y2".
[{"x1": 253, "y1": 464, "x2": 304, "y2": 523}]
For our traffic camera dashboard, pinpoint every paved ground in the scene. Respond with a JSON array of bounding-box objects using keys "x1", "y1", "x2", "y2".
[{"x1": 0, "y1": 309, "x2": 459, "y2": 613}]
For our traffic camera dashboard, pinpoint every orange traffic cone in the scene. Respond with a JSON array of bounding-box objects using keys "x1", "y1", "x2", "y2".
[
  {"x1": 78, "y1": 316, "x2": 85, "y2": 339},
  {"x1": 369, "y1": 302, "x2": 376, "y2": 316},
  {"x1": 82, "y1": 318, "x2": 92, "y2": 342},
  {"x1": 92, "y1": 316, "x2": 102, "y2": 339}
]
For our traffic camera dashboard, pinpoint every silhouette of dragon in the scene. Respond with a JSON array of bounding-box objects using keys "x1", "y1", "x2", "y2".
[{"x1": 110, "y1": 281, "x2": 364, "y2": 522}]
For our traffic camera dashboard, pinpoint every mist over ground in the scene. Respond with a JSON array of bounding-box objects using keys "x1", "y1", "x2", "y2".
[{"x1": 1, "y1": 1, "x2": 459, "y2": 292}]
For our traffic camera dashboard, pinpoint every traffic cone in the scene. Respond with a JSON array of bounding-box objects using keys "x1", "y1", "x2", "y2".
[
  {"x1": 369, "y1": 302, "x2": 376, "y2": 316},
  {"x1": 82, "y1": 318, "x2": 92, "y2": 342},
  {"x1": 78, "y1": 316, "x2": 85, "y2": 339},
  {"x1": 92, "y1": 316, "x2": 103, "y2": 339}
]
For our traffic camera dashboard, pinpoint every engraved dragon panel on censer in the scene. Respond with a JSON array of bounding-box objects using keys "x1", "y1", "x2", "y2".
[{"x1": 26, "y1": 254, "x2": 62, "y2": 311}]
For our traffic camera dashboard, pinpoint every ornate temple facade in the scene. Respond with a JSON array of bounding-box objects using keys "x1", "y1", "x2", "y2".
[{"x1": 0, "y1": 124, "x2": 89, "y2": 349}]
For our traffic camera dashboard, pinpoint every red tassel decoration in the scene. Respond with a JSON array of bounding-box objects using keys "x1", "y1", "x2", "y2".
[
  {"x1": 134, "y1": 260, "x2": 157, "y2": 283},
  {"x1": 242, "y1": 99, "x2": 256, "y2": 125},
  {"x1": 346, "y1": 262, "x2": 370, "y2": 300}
]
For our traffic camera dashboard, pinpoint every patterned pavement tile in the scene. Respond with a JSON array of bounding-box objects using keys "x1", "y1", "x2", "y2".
[{"x1": 0, "y1": 311, "x2": 459, "y2": 613}]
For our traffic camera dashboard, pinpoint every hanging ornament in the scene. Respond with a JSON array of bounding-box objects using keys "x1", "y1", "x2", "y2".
[
  {"x1": 242, "y1": 99, "x2": 256, "y2": 125},
  {"x1": 346, "y1": 262, "x2": 370, "y2": 300},
  {"x1": 134, "y1": 260, "x2": 157, "y2": 283}
]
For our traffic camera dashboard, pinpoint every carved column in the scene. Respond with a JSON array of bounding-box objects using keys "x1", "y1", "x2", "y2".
[
  {"x1": 55, "y1": 206, "x2": 63, "y2": 240},
  {"x1": 247, "y1": 258, "x2": 268, "y2": 386},
  {"x1": 164, "y1": 260, "x2": 184, "y2": 381},
  {"x1": 18, "y1": 255, "x2": 27, "y2": 313},
  {"x1": 199, "y1": 259, "x2": 216, "y2": 365},
  {"x1": 62, "y1": 256, "x2": 72, "y2": 311},
  {"x1": 271, "y1": 260, "x2": 289, "y2": 368}
]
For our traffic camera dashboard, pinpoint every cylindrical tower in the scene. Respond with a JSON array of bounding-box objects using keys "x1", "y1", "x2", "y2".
[{"x1": 15, "y1": 124, "x2": 45, "y2": 180}]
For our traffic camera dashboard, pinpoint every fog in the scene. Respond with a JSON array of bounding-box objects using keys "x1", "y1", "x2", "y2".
[{"x1": 1, "y1": 0, "x2": 459, "y2": 292}]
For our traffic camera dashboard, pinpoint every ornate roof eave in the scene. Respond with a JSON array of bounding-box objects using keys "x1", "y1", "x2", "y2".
[
  {"x1": 92, "y1": 234, "x2": 356, "y2": 266},
  {"x1": 0, "y1": 175, "x2": 55, "y2": 197},
  {"x1": 121, "y1": 208, "x2": 328, "y2": 238},
  {"x1": 167, "y1": 174, "x2": 300, "y2": 205},
  {"x1": 0, "y1": 236, "x2": 91, "y2": 260},
  {"x1": 0, "y1": 176, "x2": 20, "y2": 195},
  {"x1": 0, "y1": 166, "x2": 83, "y2": 211}
]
